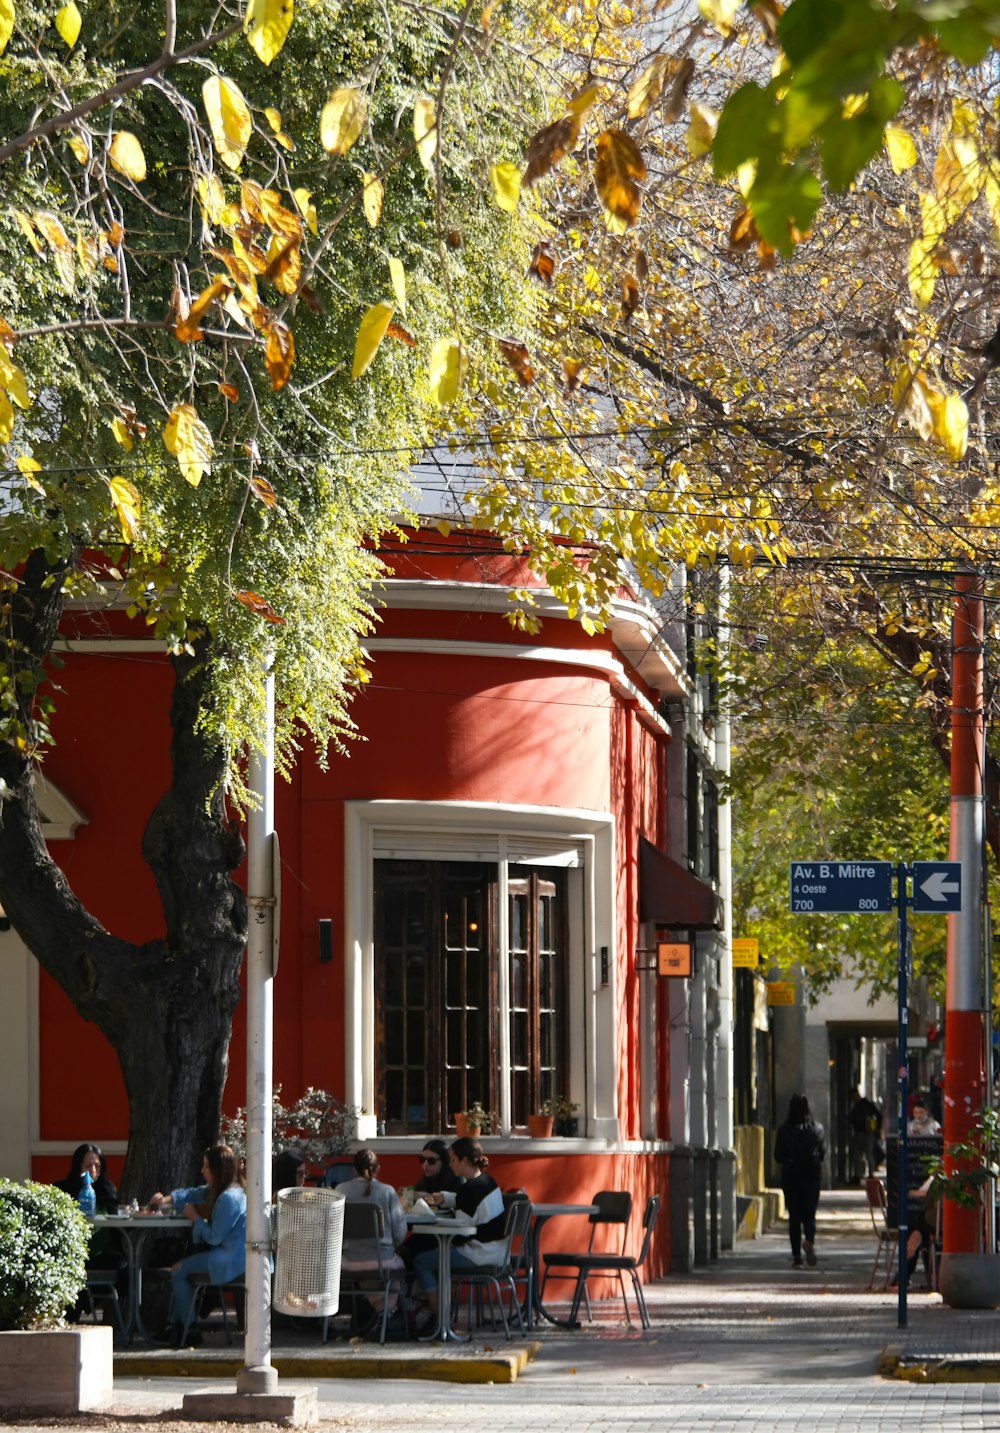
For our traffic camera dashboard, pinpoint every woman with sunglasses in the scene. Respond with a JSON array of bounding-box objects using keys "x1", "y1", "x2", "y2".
[{"x1": 402, "y1": 1139, "x2": 465, "y2": 1277}]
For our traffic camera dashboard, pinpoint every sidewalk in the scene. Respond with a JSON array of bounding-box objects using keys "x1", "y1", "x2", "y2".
[{"x1": 109, "y1": 1188, "x2": 1000, "y2": 1386}]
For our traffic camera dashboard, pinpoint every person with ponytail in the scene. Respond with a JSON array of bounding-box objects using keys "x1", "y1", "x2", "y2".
[
  {"x1": 411, "y1": 1137, "x2": 506, "y2": 1325},
  {"x1": 338, "y1": 1148, "x2": 407, "y2": 1328}
]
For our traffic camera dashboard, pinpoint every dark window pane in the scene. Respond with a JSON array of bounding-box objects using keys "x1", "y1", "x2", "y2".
[
  {"x1": 386, "y1": 1009, "x2": 404, "y2": 1058},
  {"x1": 385, "y1": 1070, "x2": 404, "y2": 1123}
]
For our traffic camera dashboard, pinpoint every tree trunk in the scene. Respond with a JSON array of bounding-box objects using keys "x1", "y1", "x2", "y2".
[{"x1": 0, "y1": 551, "x2": 247, "y2": 1197}]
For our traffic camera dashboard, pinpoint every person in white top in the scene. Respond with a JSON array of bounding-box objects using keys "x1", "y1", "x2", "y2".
[{"x1": 907, "y1": 1095, "x2": 941, "y2": 1137}]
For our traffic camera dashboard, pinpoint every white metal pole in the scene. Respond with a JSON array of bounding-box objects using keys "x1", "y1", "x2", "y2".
[{"x1": 237, "y1": 668, "x2": 277, "y2": 1396}]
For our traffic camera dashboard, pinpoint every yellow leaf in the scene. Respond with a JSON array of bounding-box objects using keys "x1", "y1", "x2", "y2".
[
  {"x1": 436, "y1": 518, "x2": 452, "y2": 537},
  {"x1": 0, "y1": 390, "x2": 13, "y2": 442},
  {"x1": 884, "y1": 126, "x2": 916, "y2": 175},
  {"x1": 566, "y1": 82, "x2": 600, "y2": 119},
  {"x1": 111, "y1": 415, "x2": 133, "y2": 451},
  {"x1": 427, "y1": 335, "x2": 467, "y2": 405},
  {"x1": 67, "y1": 132, "x2": 89, "y2": 166},
  {"x1": 33, "y1": 211, "x2": 75, "y2": 292},
  {"x1": 54, "y1": 1, "x2": 81, "y2": 47},
  {"x1": 175, "y1": 277, "x2": 232, "y2": 342},
  {"x1": 594, "y1": 130, "x2": 647, "y2": 227},
  {"x1": 627, "y1": 56, "x2": 670, "y2": 119},
  {"x1": 686, "y1": 102, "x2": 718, "y2": 158},
  {"x1": 352, "y1": 301, "x2": 395, "y2": 379},
  {"x1": 362, "y1": 172, "x2": 384, "y2": 227},
  {"x1": 413, "y1": 95, "x2": 437, "y2": 171},
  {"x1": 163, "y1": 402, "x2": 214, "y2": 486},
  {"x1": 320, "y1": 87, "x2": 366, "y2": 155},
  {"x1": 489, "y1": 162, "x2": 521, "y2": 213},
  {"x1": 698, "y1": 0, "x2": 739, "y2": 35},
  {"x1": 293, "y1": 186, "x2": 318, "y2": 235},
  {"x1": 0, "y1": 0, "x2": 13, "y2": 56},
  {"x1": 264, "y1": 107, "x2": 282, "y2": 131},
  {"x1": 16, "y1": 455, "x2": 43, "y2": 493},
  {"x1": 263, "y1": 319, "x2": 294, "y2": 390},
  {"x1": 197, "y1": 174, "x2": 227, "y2": 225},
  {"x1": 934, "y1": 133, "x2": 982, "y2": 216},
  {"x1": 929, "y1": 389, "x2": 969, "y2": 462},
  {"x1": 14, "y1": 211, "x2": 43, "y2": 255},
  {"x1": 388, "y1": 256, "x2": 406, "y2": 313},
  {"x1": 244, "y1": 0, "x2": 293, "y2": 65},
  {"x1": 202, "y1": 75, "x2": 253, "y2": 171},
  {"x1": 108, "y1": 476, "x2": 141, "y2": 543},
  {"x1": 108, "y1": 131, "x2": 147, "y2": 182},
  {"x1": 908, "y1": 235, "x2": 937, "y2": 310}
]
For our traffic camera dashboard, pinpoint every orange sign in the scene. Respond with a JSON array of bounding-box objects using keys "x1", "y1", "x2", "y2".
[
  {"x1": 657, "y1": 942, "x2": 692, "y2": 977},
  {"x1": 766, "y1": 981, "x2": 796, "y2": 1006},
  {"x1": 732, "y1": 937, "x2": 759, "y2": 969}
]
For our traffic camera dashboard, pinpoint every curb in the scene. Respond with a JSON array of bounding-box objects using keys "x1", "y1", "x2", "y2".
[
  {"x1": 880, "y1": 1344, "x2": 1000, "y2": 1384},
  {"x1": 115, "y1": 1343, "x2": 539, "y2": 1385}
]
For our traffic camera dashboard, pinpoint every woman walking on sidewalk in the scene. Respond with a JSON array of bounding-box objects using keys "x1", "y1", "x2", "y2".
[{"x1": 775, "y1": 1093, "x2": 826, "y2": 1268}]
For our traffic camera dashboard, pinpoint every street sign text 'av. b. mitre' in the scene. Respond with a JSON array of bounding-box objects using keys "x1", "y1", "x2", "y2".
[{"x1": 789, "y1": 861, "x2": 894, "y2": 914}]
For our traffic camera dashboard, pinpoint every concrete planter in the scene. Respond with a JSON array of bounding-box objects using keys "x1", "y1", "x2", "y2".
[
  {"x1": 0, "y1": 1326, "x2": 113, "y2": 1413},
  {"x1": 937, "y1": 1252, "x2": 1000, "y2": 1309}
]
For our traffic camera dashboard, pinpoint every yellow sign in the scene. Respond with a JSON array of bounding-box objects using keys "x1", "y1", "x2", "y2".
[
  {"x1": 732, "y1": 937, "x2": 759, "y2": 969},
  {"x1": 657, "y1": 942, "x2": 692, "y2": 978},
  {"x1": 766, "y1": 981, "x2": 796, "y2": 1006}
]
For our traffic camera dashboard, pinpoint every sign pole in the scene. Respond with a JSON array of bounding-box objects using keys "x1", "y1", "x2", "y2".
[{"x1": 896, "y1": 861, "x2": 909, "y2": 1329}]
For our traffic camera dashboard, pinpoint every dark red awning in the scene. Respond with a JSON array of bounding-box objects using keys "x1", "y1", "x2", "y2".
[{"x1": 638, "y1": 835, "x2": 724, "y2": 931}]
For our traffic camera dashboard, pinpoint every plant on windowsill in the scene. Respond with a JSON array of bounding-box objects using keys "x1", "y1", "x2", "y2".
[
  {"x1": 454, "y1": 1102, "x2": 496, "y2": 1137},
  {"x1": 926, "y1": 1105, "x2": 1000, "y2": 1308},
  {"x1": 0, "y1": 1179, "x2": 113, "y2": 1414},
  {"x1": 542, "y1": 1096, "x2": 581, "y2": 1136}
]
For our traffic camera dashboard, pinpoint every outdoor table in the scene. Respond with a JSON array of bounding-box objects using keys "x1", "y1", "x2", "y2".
[
  {"x1": 527, "y1": 1202, "x2": 600, "y2": 1328},
  {"x1": 91, "y1": 1212, "x2": 192, "y2": 1344},
  {"x1": 405, "y1": 1211, "x2": 477, "y2": 1343}
]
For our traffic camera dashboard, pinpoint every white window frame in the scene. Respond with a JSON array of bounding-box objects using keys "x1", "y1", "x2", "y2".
[{"x1": 343, "y1": 800, "x2": 619, "y2": 1140}]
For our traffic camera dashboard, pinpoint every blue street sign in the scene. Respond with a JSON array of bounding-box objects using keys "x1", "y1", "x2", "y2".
[
  {"x1": 912, "y1": 861, "x2": 962, "y2": 913},
  {"x1": 789, "y1": 861, "x2": 894, "y2": 914}
]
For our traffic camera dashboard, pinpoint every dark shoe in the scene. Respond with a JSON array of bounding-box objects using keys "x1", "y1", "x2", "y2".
[
  {"x1": 792, "y1": 1258, "x2": 803, "y2": 1267},
  {"x1": 149, "y1": 1322, "x2": 181, "y2": 1346},
  {"x1": 172, "y1": 1325, "x2": 202, "y2": 1349},
  {"x1": 349, "y1": 1297, "x2": 378, "y2": 1336},
  {"x1": 804, "y1": 1241, "x2": 817, "y2": 1266}
]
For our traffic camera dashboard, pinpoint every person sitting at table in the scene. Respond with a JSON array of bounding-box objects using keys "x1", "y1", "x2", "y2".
[
  {"x1": 337, "y1": 1148, "x2": 408, "y2": 1331},
  {"x1": 55, "y1": 1142, "x2": 119, "y2": 1213},
  {"x1": 147, "y1": 1143, "x2": 246, "y2": 1347},
  {"x1": 402, "y1": 1138, "x2": 465, "y2": 1272},
  {"x1": 411, "y1": 1137, "x2": 506, "y2": 1328},
  {"x1": 273, "y1": 1149, "x2": 306, "y2": 1192},
  {"x1": 54, "y1": 1142, "x2": 125, "y2": 1321}
]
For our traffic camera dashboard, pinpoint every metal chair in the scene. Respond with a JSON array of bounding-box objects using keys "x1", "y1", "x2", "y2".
[
  {"x1": 80, "y1": 1268, "x2": 126, "y2": 1344},
  {"x1": 180, "y1": 1272, "x2": 246, "y2": 1345},
  {"x1": 540, "y1": 1190, "x2": 632, "y2": 1323},
  {"x1": 542, "y1": 1194, "x2": 659, "y2": 1329},
  {"x1": 452, "y1": 1196, "x2": 532, "y2": 1339},
  {"x1": 331, "y1": 1201, "x2": 409, "y2": 1344},
  {"x1": 864, "y1": 1177, "x2": 898, "y2": 1290}
]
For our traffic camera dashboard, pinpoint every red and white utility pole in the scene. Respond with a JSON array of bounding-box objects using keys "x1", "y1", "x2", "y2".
[{"x1": 942, "y1": 570, "x2": 986, "y2": 1255}]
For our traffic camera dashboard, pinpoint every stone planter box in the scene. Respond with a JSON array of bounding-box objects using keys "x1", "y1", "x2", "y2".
[
  {"x1": 0, "y1": 1326, "x2": 113, "y2": 1413},
  {"x1": 938, "y1": 1252, "x2": 1000, "y2": 1309}
]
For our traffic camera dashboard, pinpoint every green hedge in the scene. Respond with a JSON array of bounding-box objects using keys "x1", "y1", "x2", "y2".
[{"x1": 0, "y1": 1180, "x2": 90, "y2": 1330}]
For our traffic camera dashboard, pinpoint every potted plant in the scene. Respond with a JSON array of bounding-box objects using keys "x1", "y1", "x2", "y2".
[
  {"x1": 543, "y1": 1096, "x2": 581, "y2": 1136},
  {"x1": 527, "y1": 1111, "x2": 554, "y2": 1138},
  {"x1": 222, "y1": 1084, "x2": 360, "y2": 1178},
  {"x1": 927, "y1": 1105, "x2": 1000, "y2": 1308},
  {"x1": 0, "y1": 1179, "x2": 113, "y2": 1412},
  {"x1": 454, "y1": 1102, "x2": 495, "y2": 1137}
]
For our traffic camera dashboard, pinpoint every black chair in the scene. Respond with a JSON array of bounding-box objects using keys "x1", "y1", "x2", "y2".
[
  {"x1": 543, "y1": 1194, "x2": 659, "y2": 1329},
  {"x1": 452, "y1": 1196, "x2": 532, "y2": 1339},
  {"x1": 80, "y1": 1268, "x2": 126, "y2": 1344},
  {"x1": 540, "y1": 1190, "x2": 632, "y2": 1322},
  {"x1": 179, "y1": 1272, "x2": 246, "y2": 1345},
  {"x1": 320, "y1": 1161, "x2": 355, "y2": 1189},
  {"x1": 330, "y1": 1201, "x2": 409, "y2": 1344}
]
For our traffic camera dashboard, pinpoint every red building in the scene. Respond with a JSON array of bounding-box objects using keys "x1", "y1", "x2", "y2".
[{"x1": 0, "y1": 527, "x2": 731, "y2": 1285}]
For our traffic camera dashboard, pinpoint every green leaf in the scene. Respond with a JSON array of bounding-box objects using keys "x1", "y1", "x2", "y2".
[
  {"x1": 747, "y1": 160, "x2": 822, "y2": 252},
  {"x1": 712, "y1": 83, "x2": 774, "y2": 178},
  {"x1": 934, "y1": 15, "x2": 994, "y2": 66}
]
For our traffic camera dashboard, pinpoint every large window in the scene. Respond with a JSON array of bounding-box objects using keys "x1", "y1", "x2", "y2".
[{"x1": 374, "y1": 858, "x2": 567, "y2": 1134}]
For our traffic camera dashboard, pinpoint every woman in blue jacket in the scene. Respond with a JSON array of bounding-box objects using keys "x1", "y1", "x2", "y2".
[{"x1": 149, "y1": 1144, "x2": 246, "y2": 1346}]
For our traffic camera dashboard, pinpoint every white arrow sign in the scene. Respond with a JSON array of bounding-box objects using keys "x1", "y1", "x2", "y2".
[{"x1": 919, "y1": 870, "x2": 960, "y2": 903}]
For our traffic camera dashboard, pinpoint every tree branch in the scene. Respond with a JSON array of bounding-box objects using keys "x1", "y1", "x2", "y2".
[{"x1": 0, "y1": 18, "x2": 242, "y2": 165}]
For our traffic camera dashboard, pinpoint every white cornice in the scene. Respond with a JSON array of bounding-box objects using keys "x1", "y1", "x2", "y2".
[{"x1": 376, "y1": 578, "x2": 689, "y2": 700}]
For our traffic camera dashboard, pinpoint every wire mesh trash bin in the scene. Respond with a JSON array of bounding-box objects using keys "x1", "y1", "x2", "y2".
[{"x1": 274, "y1": 1186, "x2": 345, "y2": 1318}]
